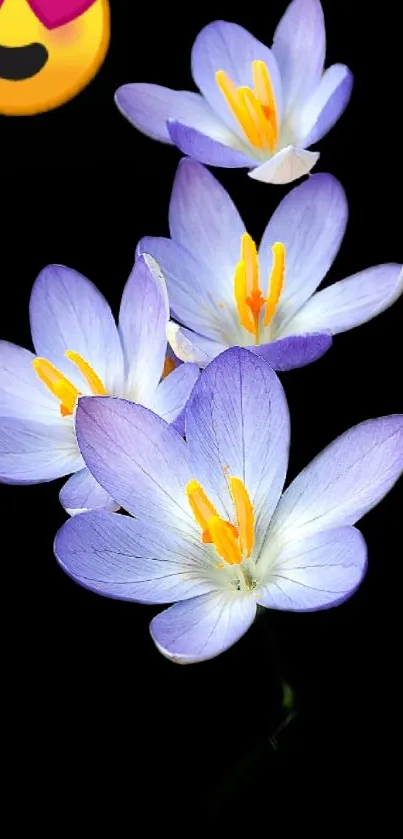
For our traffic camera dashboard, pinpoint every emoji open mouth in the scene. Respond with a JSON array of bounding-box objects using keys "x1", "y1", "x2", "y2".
[{"x1": 0, "y1": 43, "x2": 48, "y2": 80}]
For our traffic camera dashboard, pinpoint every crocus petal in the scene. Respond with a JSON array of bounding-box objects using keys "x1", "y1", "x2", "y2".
[
  {"x1": 166, "y1": 322, "x2": 227, "y2": 368},
  {"x1": 272, "y1": 0, "x2": 325, "y2": 113},
  {"x1": 0, "y1": 340, "x2": 60, "y2": 422},
  {"x1": 29, "y1": 264, "x2": 124, "y2": 394},
  {"x1": 284, "y1": 265, "x2": 403, "y2": 336},
  {"x1": 259, "y1": 174, "x2": 348, "y2": 329},
  {"x1": 148, "y1": 363, "x2": 199, "y2": 434},
  {"x1": 55, "y1": 511, "x2": 215, "y2": 603},
  {"x1": 0, "y1": 417, "x2": 82, "y2": 484},
  {"x1": 118, "y1": 254, "x2": 169, "y2": 405},
  {"x1": 258, "y1": 527, "x2": 367, "y2": 611},
  {"x1": 185, "y1": 347, "x2": 290, "y2": 556},
  {"x1": 115, "y1": 83, "x2": 241, "y2": 146},
  {"x1": 268, "y1": 416, "x2": 403, "y2": 544},
  {"x1": 59, "y1": 468, "x2": 119, "y2": 516},
  {"x1": 75, "y1": 396, "x2": 197, "y2": 534},
  {"x1": 169, "y1": 159, "x2": 246, "y2": 305},
  {"x1": 191, "y1": 20, "x2": 282, "y2": 133},
  {"x1": 150, "y1": 590, "x2": 257, "y2": 663},
  {"x1": 248, "y1": 146, "x2": 319, "y2": 185},
  {"x1": 299, "y1": 64, "x2": 354, "y2": 146},
  {"x1": 249, "y1": 333, "x2": 332, "y2": 370},
  {"x1": 167, "y1": 120, "x2": 255, "y2": 168},
  {"x1": 137, "y1": 237, "x2": 231, "y2": 341}
]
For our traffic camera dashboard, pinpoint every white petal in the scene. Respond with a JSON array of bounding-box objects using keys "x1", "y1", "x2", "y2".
[{"x1": 249, "y1": 146, "x2": 319, "y2": 185}]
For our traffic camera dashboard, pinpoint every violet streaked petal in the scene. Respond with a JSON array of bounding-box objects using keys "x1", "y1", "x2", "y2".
[
  {"x1": 119, "y1": 254, "x2": 169, "y2": 405},
  {"x1": 55, "y1": 511, "x2": 214, "y2": 603},
  {"x1": 268, "y1": 416, "x2": 403, "y2": 544},
  {"x1": 259, "y1": 173, "x2": 347, "y2": 329},
  {"x1": 272, "y1": 0, "x2": 325, "y2": 112},
  {"x1": 59, "y1": 467, "x2": 119, "y2": 516},
  {"x1": 249, "y1": 333, "x2": 332, "y2": 370},
  {"x1": 0, "y1": 416, "x2": 82, "y2": 484},
  {"x1": 29, "y1": 264, "x2": 124, "y2": 394},
  {"x1": 284, "y1": 265, "x2": 403, "y2": 336},
  {"x1": 258, "y1": 527, "x2": 367, "y2": 611},
  {"x1": 185, "y1": 348, "x2": 290, "y2": 556},
  {"x1": 299, "y1": 64, "x2": 354, "y2": 146},
  {"x1": 148, "y1": 362, "x2": 199, "y2": 434},
  {"x1": 248, "y1": 146, "x2": 319, "y2": 185},
  {"x1": 166, "y1": 322, "x2": 227, "y2": 368},
  {"x1": 191, "y1": 20, "x2": 282, "y2": 134},
  {"x1": 167, "y1": 120, "x2": 255, "y2": 168},
  {"x1": 75, "y1": 396, "x2": 196, "y2": 533},
  {"x1": 150, "y1": 590, "x2": 257, "y2": 663},
  {"x1": 0, "y1": 340, "x2": 60, "y2": 422}
]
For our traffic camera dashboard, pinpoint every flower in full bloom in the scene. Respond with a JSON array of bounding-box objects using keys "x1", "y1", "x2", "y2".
[
  {"x1": 54, "y1": 348, "x2": 403, "y2": 663},
  {"x1": 138, "y1": 160, "x2": 403, "y2": 371},
  {"x1": 115, "y1": 0, "x2": 353, "y2": 184},
  {"x1": 0, "y1": 254, "x2": 199, "y2": 515}
]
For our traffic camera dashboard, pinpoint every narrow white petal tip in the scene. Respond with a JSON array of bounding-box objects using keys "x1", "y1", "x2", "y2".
[
  {"x1": 249, "y1": 147, "x2": 320, "y2": 185},
  {"x1": 166, "y1": 321, "x2": 209, "y2": 366}
]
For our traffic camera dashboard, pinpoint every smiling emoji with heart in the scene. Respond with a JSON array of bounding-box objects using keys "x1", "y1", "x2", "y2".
[{"x1": 0, "y1": 0, "x2": 110, "y2": 115}]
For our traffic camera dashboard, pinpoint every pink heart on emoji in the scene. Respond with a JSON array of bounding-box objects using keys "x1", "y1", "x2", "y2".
[{"x1": 27, "y1": 1, "x2": 97, "y2": 30}]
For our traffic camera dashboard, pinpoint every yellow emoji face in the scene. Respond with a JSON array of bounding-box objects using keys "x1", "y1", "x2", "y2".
[{"x1": 0, "y1": 0, "x2": 110, "y2": 116}]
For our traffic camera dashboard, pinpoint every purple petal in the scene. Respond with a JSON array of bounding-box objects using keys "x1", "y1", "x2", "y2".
[
  {"x1": 167, "y1": 120, "x2": 255, "y2": 168},
  {"x1": 299, "y1": 64, "x2": 354, "y2": 146},
  {"x1": 115, "y1": 83, "x2": 239, "y2": 146},
  {"x1": 75, "y1": 396, "x2": 196, "y2": 533},
  {"x1": 272, "y1": 0, "x2": 325, "y2": 112},
  {"x1": 59, "y1": 468, "x2": 119, "y2": 516},
  {"x1": 29, "y1": 264, "x2": 124, "y2": 394},
  {"x1": 258, "y1": 173, "x2": 348, "y2": 330},
  {"x1": 269, "y1": 416, "x2": 403, "y2": 543},
  {"x1": 0, "y1": 416, "x2": 82, "y2": 484},
  {"x1": 258, "y1": 527, "x2": 367, "y2": 611},
  {"x1": 166, "y1": 322, "x2": 227, "y2": 367},
  {"x1": 248, "y1": 146, "x2": 319, "y2": 185},
  {"x1": 191, "y1": 20, "x2": 282, "y2": 133},
  {"x1": 285, "y1": 265, "x2": 403, "y2": 335},
  {"x1": 118, "y1": 254, "x2": 169, "y2": 404},
  {"x1": 150, "y1": 590, "x2": 257, "y2": 663},
  {"x1": 169, "y1": 159, "x2": 246, "y2": 303},
  {"x1": 55, "y1": 511, "x2": 213, "y2": 603},
  {"x1": 185, "y1": 347, "x2": 290, "y2": 556},
  {"x1": 0, "y1": 340, "x2": 60, "y2": 421},
  {"x1": 249, "y1": 333, "x2": 332, "y2": 370},
  {"x1": 148, "y1": 362, "x2": 199, "y2": 433}
]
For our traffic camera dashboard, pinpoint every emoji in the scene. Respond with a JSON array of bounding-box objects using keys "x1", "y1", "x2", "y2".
[{"x1": 0, "y1": 0, "x2": 110, "y2": 116}]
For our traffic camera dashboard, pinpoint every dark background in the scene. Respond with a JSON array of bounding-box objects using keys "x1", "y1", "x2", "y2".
[{"x1": 1, "y1": 0, "x2": 402, "y2": 820}]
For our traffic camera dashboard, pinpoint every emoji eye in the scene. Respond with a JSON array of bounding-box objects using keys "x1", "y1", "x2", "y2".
[{"x1": 28, "y1": 1, "x2": 97, "y2": 30}]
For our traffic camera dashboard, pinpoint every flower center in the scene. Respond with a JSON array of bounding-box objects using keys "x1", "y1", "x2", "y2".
[
  {"x1": 186, "y1": 476, "x2": 254, "y2": 566},
  {"x1": 32, "y1": 350, "x2": 107, "y2": 417},
  {"x1": 215, "y1": 60, "x2": 279, "y2": 152},
  {"x1": 233, "y1": 233, "x2": 286, "y2": 344}
]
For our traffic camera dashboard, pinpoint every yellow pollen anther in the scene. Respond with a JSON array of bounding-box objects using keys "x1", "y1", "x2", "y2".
[
  {"x1": 233, "y1": 234, "x2": 286, "y2": 341},
  {"x1": 33, "y1": 351, "x2": 107, "y2": 417},
  {"x1": 264, "y1": 242, "x2": 286, "y2": 327},
  {"x1": 228, "y1": 476, "x2": 255, "y2": 558},
  {"x1": 186, "y1": 477, "x2": 254, "y2": 567},
  {"x1": 162, "y1": 355, "x2": 176, "y2": 380},
  {"x1": 215, "y1": 60, "x2": 278, "y2": 151},
  {"x1": 208, "y1": 516, "x2": 243, "y2": 566}
]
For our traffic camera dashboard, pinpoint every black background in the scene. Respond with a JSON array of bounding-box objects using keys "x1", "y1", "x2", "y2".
[{"x1": 1, "y1": 0, "x2": 402, "y2": 821}]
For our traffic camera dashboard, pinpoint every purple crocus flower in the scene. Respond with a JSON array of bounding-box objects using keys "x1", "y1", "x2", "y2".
[
  {"x1": 0, "y1": 254, "x2": 198, "y2": 515},
  {"x1": 115, "y1": 0, "x2": 353, "y2": 185},
  {"x1": 138, "y1": 159, "x2": 403, "y2": 371},
  {"x1": 54, "y1": 348, "x2": 403, "y2": 664}
]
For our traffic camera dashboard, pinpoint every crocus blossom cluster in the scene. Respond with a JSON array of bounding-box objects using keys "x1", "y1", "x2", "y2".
[
  {"x1": 115, "y1": 0, "x2": 353, "y2": 184},
  {"x1": 0, "y1": 254, "x2": 198, "y2": 514},
  {"x1": 55, "y1": 349, "x2": 403, "y2": 663}
]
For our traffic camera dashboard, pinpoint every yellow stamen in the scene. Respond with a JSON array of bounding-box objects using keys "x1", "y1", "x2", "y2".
[
  {"x1": 65, "y1": 351, "x2": 107, "y2": 396},
  {"x1": 215, "y1": 60, "x2": 278, "y2": 151},
  {"x1": 234, "y1": 260, "x2": 256, "y2": 336},
  {"x1": 162, "y1": 355, "x2": 176, "y2": 379},
  {"x1": 241, "y1": 232, "x2": 259, "y2": 292},
  {"x1": 208, "y1": 515, "x2": 243, "y2": 566},
  {"x1": 228, "y1": 476, "x2": 254, "y2": 558},
  {"x1": 186, "y1": 479, "x2": 221, "y2": 543},
  {"x1": 33, "y1": 358, "x2": 80, "y2": 417},
  {"x1": 264, "y1": 242, "x2": 286, "y2": 327}
]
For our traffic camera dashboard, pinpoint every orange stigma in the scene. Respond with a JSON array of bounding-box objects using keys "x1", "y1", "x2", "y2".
[
  {"x1": 33, "y1": 350, "x2": 107, "y2": 417},
  {"x1": 215, "y1": 60, "x2": 278, "y2": 151},
  {"x1": 234, "y1": 234, "x2": 286, "y2": 343},
  {"x1": 186, "y1": 477, "x2": 254, "y2": 566}
]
